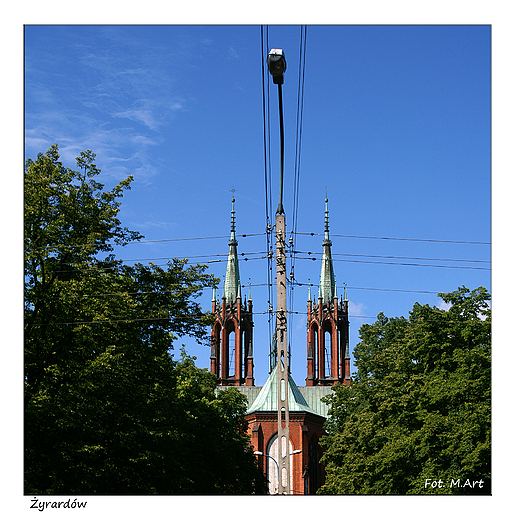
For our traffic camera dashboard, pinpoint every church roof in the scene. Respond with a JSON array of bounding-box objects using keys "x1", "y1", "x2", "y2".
[{"x1": 245, "y1": 365, "x2": 320, "y2": 416}]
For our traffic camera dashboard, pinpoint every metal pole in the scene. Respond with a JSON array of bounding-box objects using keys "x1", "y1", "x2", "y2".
[
  {"x1": 276, "y1": 211, "x2": 290, "y2": 494},
  {"x1": 277, "y1": 83, "x2": 285, "y2": 216},
  {"x1": 267, "y1": 47, "x2": 290, "y2": 495},
  {"x1": 262, "y1": 453, "x2": 280, "y2": 494}
]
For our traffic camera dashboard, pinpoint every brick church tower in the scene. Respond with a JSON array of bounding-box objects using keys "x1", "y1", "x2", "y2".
[
  {"x1": 306, "y1": 198, "x2": 351, "y2": 386},
  {"x1": 211, "y1": 197, "x2": 349, "y2": 494},
  {"x1": 210, "y1": 198, "x2": 254, "y2": 386}
]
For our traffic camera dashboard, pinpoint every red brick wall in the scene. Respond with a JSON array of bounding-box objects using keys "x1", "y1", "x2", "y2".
[{"x1": 246, "y1": 411, "x2": 326, "y2": 495}]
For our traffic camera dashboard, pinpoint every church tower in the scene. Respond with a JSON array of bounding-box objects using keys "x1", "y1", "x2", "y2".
[
  {"x1": 210, "y1": 198, "x2": 254, "y2": 386},
  {"x1": 306, "y1": 198, "x2": 350, "y2": 386},
  {"x1": 211, "y1": 196, "x2": 346, "y2": 493}
]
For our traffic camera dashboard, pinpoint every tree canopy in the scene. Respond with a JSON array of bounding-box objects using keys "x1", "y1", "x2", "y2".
[
  {"x1": 24, "y1": 145, "x2": 266, "y2": 494},
  {"x1": 319, "y1": 286, "x2": 491, "y2": 495}
]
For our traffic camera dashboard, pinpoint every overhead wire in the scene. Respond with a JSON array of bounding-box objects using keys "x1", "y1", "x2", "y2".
[
  {"x1": 32, "y1": 280, "x2": 479, "y2": 301},
  {"x1": 288, "y1": 25, "x2": 307, "y2": 357},
  {"x1": 294, "y1": 255, "x2": 490, "y2": 270},
  {"x1": 290, "y1": 25, "x2": 307, "y2": 254},
  {"x1": 29, "y1": 305, "x2": 489, "y2": 327},
  {"x1": 25, "y1": 230, "x2": 490, "y2": 254},
  {"x1": 33, "y1": 243, "x2": 489, "y2": 275},
  {"x1": 291, "y1": 249, "x2": 490, "y2": 264},
  {"x1": 26, "y1": 232, "x2": 267, "y2": 253},
  {"x1": 293, "y1": 231, "x2": 490, "y2": 245},
  {"x1": 261, "y1": 25, "x2": 274, "y2": 353}
]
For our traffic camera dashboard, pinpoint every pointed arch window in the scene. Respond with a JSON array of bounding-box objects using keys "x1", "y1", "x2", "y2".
[
  {"x1": 266, "y1": 434, "x2": 294, "y2": 495},
  {"x1": 212, "y1": 323, "x2": 221, "y2": 379},
  {"x1": 311, "y1": 324, "x2": 319, "y2": 379},
  {"x1": 324, "y1": 328, "x2": 332, "y2": 377},
  {"x1": 228, "y1": 329, "x2": 235, "y2": 378}
]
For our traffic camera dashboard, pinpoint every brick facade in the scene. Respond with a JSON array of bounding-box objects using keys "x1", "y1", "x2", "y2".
[{"x1": 246, "y1": 411, "x2": 326, "y2": 495}]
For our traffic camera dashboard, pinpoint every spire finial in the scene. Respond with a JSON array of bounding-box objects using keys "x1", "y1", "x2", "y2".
[
  {"x1": 230, "y1": 193, "x2": 236, "y2": 240},
  {"x1": 324, "y1": 194, "x2": 330, "y2": 239}
]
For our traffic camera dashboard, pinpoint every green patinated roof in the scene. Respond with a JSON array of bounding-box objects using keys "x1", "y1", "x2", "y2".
[
  {"x1": 245, "y1": 365, "x2": 319, "y2": 415},
  {"x1": 218, "y1": 379, "x2": 335, "y2": 418},
  {"x1": 298, "y1": 386, "x2": 334, "y2": 418}
]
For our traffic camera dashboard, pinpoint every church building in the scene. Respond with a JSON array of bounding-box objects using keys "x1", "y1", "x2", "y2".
[{"x1": 211, "y1": 197, "x2": 350, "y2": 494}]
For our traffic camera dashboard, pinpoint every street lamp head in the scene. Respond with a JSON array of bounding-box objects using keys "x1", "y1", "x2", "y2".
[
  {"x1": 267, "y1": 49, "x2": 287, "y2": 84},
  {"x1": 282, "y1": 449, "x2": 302, "y2": 458},
  {"x1": 253, "y1": 451, "x2": 263, "y2": 456}
]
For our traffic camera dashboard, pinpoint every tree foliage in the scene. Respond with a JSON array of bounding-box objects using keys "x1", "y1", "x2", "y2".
[
  {"x1": 319, "y1": 287, "x2": 491, "y2": 495},
  {"x1": 25, "y1": 145, "x2": 266, "y2": 494}
]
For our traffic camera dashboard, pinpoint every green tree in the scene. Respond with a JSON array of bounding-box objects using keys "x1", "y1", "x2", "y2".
[
  {"x1": 25, "y1": 145, "x2": 266, "y2": 494},
  {"x1": 319, "y1": 287, "x2": 491, "y2": 495}
]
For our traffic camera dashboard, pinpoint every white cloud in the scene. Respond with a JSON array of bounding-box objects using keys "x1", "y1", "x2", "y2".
[
  {"x1": 170, "y1": 100, "x2": 185, "y2": 111},
  {"x1": 348, "y1": 300, "x2": 367, "y2": 318},
  {"x1": 129, "y1": 220, "x2": 176, "y2": 231},
  {"x1": 114, "y1": 103, "x2": 160, "y2": 131},
  {"x1": 228, "y1": 46, "x2": 239, "y2": 60},
  {"x1": 438, "y1": 299, "x2": 452, "y2": 311},
  {"x1": 25, "y1": 27, "x2": 198, "y2": 190}
]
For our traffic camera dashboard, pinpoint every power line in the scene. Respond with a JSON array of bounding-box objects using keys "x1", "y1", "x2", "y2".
[
  {"x1": 117, "y1": 251, "x2": 269, "y2": 263},
  {"x1": 293, "y1": 250, "x2": 490, "y2": 264},
  {"x1": 34, "y1": 248, "x2": 489, "y2": 276},
  {"x1": 25, "y1": 233, "x2": 266, "y2": 253},
  {"x1": 261, "y1": 25, "x2": 274, "y2": 354},
  {"x1": 282, "y1": 309, "x2": 489, "y2": 324},
  {"x1": 28, "y1": 306, "x2": 489, "y2": 327},
  {"x1": 45, "y1": 255, "x2": 267, "y2": 275},
  {"x1": 288, "y1": 25, "x2": 308, "y2": 353},
  {"x1": 294, "y1": 255, "x2": 489, "y2": 270},
  {"x1": 28, "y1": 314, "x2": 208, "y2": 327},
  {"x1": 294, "y1": 231, "x2": 490, "y2": 245},
  {"x1": 290, "y1": 25, "x2": 307, "y2": 268},
  {"x1": 26, "y1": 230, "x2": 490, "y2": 254},
  {"x1": 40, "y1": 279, "x2": 484, "y2": 301}
]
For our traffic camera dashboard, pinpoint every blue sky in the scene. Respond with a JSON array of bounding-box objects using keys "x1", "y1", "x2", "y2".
[{"x1": 24, "y1": 25, "x2": 491, "y2": 387}]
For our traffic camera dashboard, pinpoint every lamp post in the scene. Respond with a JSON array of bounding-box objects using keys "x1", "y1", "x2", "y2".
[
  {"x1": 286, "y1": 449, "x2": 302, "y2": 457},
  {"x1": 267, "y1": 49, "x2": 287, "y2": 215},
  {"x1": 254, "y1": 451, "x2": 280, "y2": 494},
  {"x1": 267, "y1": 47, "x2": 291, "y2": 495}
]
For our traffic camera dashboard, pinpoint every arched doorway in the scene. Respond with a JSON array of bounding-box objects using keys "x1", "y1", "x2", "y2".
[{"x1": 266, "y1": 434, "x2": 294, "y2": 494}]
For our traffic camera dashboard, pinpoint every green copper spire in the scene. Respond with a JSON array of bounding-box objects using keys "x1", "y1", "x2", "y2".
[
  {"x1": 319, "y1": 197, "x2": 336, "y2": 303},
  {"x1": 223, "y1": 197, "x2": 241, "y2": 303}
]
